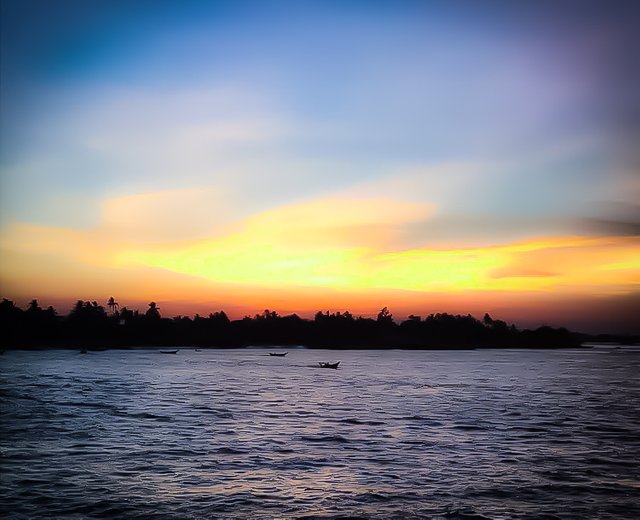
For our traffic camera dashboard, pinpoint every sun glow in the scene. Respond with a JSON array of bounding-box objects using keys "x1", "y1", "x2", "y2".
[
  {"x1": 96, "y1": 197, "x2": 640, "y2": 296},
  {"x1": 120, "y1": 234, "x2": 640, "y2": 294},
  {"x1": 3, "y1": 190, "x2": 639, "y2": 303}
]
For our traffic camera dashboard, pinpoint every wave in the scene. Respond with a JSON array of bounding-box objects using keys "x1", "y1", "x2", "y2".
[
  {"x1": 216, "y1": 447, "x2": 248, "y2": 455},
  {"x1": 338, "y1": 418, "x2": 387, "y2": 426},
  {"x1": 300, "y1": 434, "x2": 350, "y2": 444}
]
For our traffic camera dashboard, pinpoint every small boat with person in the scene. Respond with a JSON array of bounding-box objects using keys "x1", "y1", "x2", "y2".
[
  {"x1": 269, "y1": 352, "x2": 288, "y2": 357},
  {"x1": 318, "y1": 361, "x2": 340, "y2": 369}
]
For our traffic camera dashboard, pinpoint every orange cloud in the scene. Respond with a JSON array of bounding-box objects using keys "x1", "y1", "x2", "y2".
[
  {"x1": 1, "y1": 192, "x2": 638, "y2": 321},
  {"x1": 102, "y1": 186, "x2": 236, "y2": 242}
]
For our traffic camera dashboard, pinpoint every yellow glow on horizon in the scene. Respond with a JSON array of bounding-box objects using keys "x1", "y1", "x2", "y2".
[
  {"x1": 1, "y1": 194, "x2": 639, "y2": 311},
  {"x1": 111, "y1": 194, "x2": 639, "y2": 295},
  {"x1": 115, "y1": 196, "x2": 435, "y2": 287},
  {"x1": 121, "y1": 235, "x2": 639, "y2": 294}
]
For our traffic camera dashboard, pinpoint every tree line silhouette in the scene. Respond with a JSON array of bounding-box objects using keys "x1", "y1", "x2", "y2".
[{"x1": 0, "y1": 297, "x2": 585, "y2": 349}]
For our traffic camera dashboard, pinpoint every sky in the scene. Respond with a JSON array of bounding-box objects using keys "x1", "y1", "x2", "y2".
[{"x1": 1, "y1": 0, "x2": 639, "y2": 333}]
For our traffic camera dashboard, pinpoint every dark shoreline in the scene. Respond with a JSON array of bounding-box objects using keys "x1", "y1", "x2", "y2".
[{"x1": 3, "y1": 298, "x2": 638, "y2": 351}]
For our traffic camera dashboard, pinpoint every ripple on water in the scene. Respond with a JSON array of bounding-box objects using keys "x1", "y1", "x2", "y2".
[
  {"x1": 300, "y1": 434, "x2": 351, "y2": 444},
  {"x1": 1, "y1": 347, "x2": 639, "y2": 519}
]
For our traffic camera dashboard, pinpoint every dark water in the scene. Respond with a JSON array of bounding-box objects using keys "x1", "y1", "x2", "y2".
[{"x1": 1, "y1": 347, "x2": 639, "y2": 519}]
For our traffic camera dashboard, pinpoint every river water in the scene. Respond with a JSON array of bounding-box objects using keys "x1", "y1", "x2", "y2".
[{"x1": 1, "y1": 347, "x2": 639, "y2": 519}]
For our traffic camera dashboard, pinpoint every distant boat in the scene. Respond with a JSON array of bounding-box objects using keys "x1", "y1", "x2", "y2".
[
  {"x1": 80, "y1": 349, "x2": 88, "y2": 354},
  {"x1": 269, "y1": 352, "x2": 288, "y2": 357},
  {"x1": 160, "y1": 349, "x2": 179, "y2": 354},
  {"x1": 318, "y1": 361, "x2": 340, "y2": 369}
]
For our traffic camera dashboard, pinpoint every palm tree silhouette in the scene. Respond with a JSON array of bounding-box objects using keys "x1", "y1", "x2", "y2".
[
  {"x1": 146, "y1": 301, "x2": 161, "y2": 319},
  {"x1": 107, "y1": 297, "x2": 120, "y2": 315}
]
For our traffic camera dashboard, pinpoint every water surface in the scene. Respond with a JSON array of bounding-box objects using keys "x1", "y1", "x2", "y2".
[{"x1": 1, "y1": 347, "x2": 639, "y2": 518}]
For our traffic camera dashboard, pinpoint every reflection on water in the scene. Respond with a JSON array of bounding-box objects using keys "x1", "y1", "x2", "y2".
[{"x1": 1, "y1": 347, "x2": 640, "y2": 518}]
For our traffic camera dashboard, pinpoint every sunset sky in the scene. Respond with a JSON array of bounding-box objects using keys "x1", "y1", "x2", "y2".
[{"x1": 1, "y1": 1, "x2": 639, "y2": 333}]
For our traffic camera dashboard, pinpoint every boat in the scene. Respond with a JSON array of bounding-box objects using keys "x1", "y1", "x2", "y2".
[
  {"x1": 318, "y1": 361, "x2": 340, "y2": 369},
  {"x1": 269, "y1": 352, "x2": 288, "y2": 357},
  {"x1": 160, "y1": 349, "x2": 179, "y2": 354}
]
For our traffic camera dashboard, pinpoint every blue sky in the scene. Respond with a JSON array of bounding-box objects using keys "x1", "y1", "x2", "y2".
[{"x1": 2, "y1": 1, "x2": 638, "y2": 227}]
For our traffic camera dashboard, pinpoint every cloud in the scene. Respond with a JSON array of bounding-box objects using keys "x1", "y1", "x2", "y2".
[
  {"x1": 486, "y1": 236, "x2": 640, "y2": 293},
  {"x1": 115, "y1": 196, "x2": 434, "y2": 286},
  {"x1": 102, "y1": 186, "x2": 237, "y2": 242},
  {"x1": 3, "y1": 185, "x2": 639, "y2": 298},
  {"x1": 108, "y1": 197, "x2": 640, "y2": 295},
  {"x1": 244, "y1": 196, "x2": 433, "y2": 244}
]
